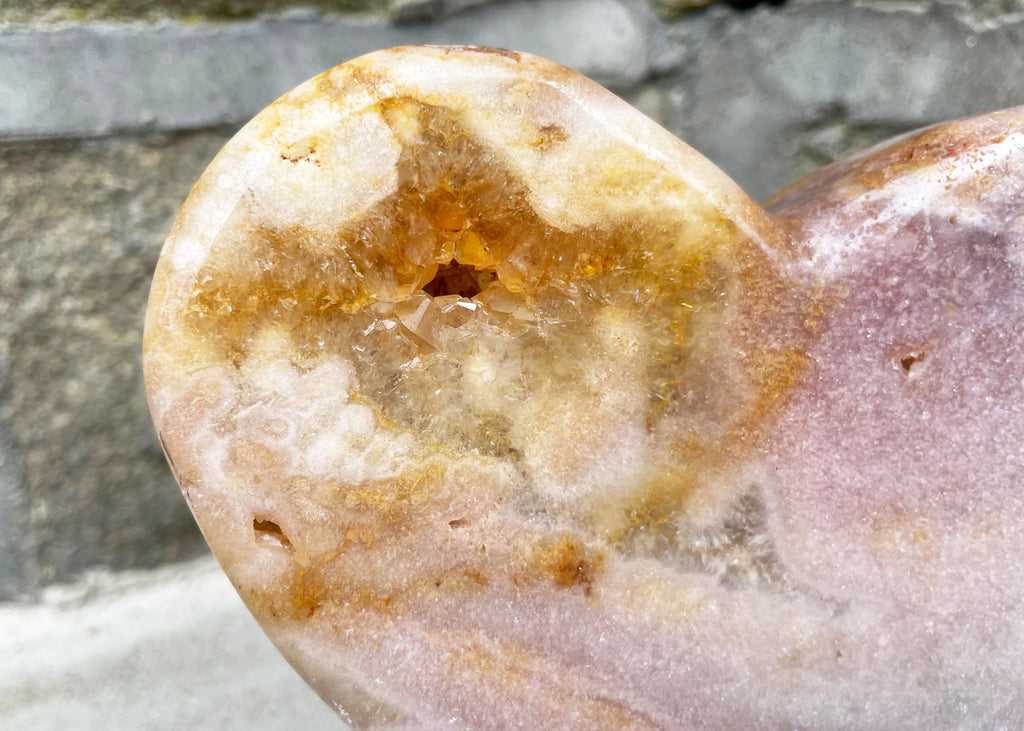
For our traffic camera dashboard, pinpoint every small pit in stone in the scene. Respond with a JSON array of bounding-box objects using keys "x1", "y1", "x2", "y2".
[
  {"x1": 423, "y1": 260, "x2": 497, "y2": 298},
  {"x1": 899, "y1": 353, "x2": 923, "y2": 375},
  {"x1": 253, "y1": 518, "x2": 292, "y2": 549}
]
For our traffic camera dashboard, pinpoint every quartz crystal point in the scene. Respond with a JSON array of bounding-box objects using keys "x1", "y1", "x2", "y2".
[{"x1": 143, "y1": 46, "x2": 1024, "y2": 728}]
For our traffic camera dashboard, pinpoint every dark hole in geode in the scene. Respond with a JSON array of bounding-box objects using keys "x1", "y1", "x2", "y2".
[
  {"x1": 253, "y1": 518, "x2": 292, "y2": 549},
  {"x1": 423, "y1": 260, "x2": 497, "y2": 298},
  {"x1": 900, "y1": 354, "x2": 921, "y2": 374}
]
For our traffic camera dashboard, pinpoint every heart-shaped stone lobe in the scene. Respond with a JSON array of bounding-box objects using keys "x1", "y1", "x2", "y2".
[
  {"x1": 144, "y1": 46, "x2": 814, "y2": 725},
  {"x1": 766, "y1": 109, "x2": 1024, "y2": 615}
]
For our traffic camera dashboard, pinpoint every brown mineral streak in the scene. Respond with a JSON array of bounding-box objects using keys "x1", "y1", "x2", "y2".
[
  {"x1": 451, "y1": 45, "x2": 523, "y2": 62},
  {"x1": 238, "y1": 461, "x2": 500, "y2": 625},
  {"x1": 443, "y1": 631, "x2": 660, "y2": 729},
  {"x1": 524, "y1": 534, "x2": 605, "y2": 593}
]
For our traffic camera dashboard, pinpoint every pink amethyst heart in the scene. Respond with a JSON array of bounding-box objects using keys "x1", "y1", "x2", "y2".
[{"x1": 143, "y1": 46, "x2": 1024, "y2": 728}]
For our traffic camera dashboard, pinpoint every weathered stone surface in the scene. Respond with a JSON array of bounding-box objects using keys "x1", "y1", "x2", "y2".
[
  {"x1": 389, "y1": 0, "x2": 504, "y2": 24},
  {"x1": 0, "y1": 132, "x2": 229, "y2": 592},
  {"x1": 0, "y1": 0, "x2": 658, "y2": 140},
  {"x1": 650, "y1": 0, "x2": 718, "y2": 16},
  {"x1": 662, "y1": 0, "x2": 1024, "y2": 199},
  {"x1": 145, "y1": 46, "x2": 1024, "y2": 726},
  {"x1": 0, "y1": 384, "x2": 33, "y2": 601},
  {"x1": 0, "y1": 0, "x2": 385, "y2": 27}
]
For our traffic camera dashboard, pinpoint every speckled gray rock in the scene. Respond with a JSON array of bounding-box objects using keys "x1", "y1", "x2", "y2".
[
  {"x1": 0, "y1": 132, "x2": 231, "y2": 595},
  {"x1": 0, "y1": 0, "x2": 385, "y2": 27},
  {"x1": 0, "y1": 0, "x2": 659, "y2": 140},
  {"x1": 660, "y1": 1, "x2": 1024, "y2": 199}
]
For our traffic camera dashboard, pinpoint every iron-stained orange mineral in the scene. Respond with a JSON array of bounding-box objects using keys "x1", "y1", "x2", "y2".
[{"x1": 144, "y1": 46, "x2": 1024, "y2": 728}]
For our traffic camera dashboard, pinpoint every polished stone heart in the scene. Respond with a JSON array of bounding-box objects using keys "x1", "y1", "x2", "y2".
[{"x1": 143, "y1": 46, "x2": 1024, "y2": 728}]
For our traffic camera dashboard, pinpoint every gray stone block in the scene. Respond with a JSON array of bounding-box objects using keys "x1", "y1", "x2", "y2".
[
  {"x1": 0, "y1": 131, "x2": 233, "y2": 591},
  {"x1": 661, "y1": 1, "x2": 1024, "y2": 200},
  {"x1": 1, "y1": 0, "x2": 385, "y2": 27},
  {"x1": 390, "y1": 0, "x2": 505, "y2": 24},
  {"x1": 0, "y1": 0, "x2": 657, "y2": 140},
  {"x1": 0, "y1": 356, "x2": 35, "y2": 601}
]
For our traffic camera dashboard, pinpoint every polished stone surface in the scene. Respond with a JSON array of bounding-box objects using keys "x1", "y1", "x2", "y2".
[{"x1": 144, "y1": 46, "x2": 1024, "y2": 728}]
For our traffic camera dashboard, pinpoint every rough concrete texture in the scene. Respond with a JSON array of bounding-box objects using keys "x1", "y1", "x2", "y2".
[
  {"x1": 0, "y1": 0, "x2": 549, "y2": 26},
  {"x1": 0, "y1": 396, "x2": 33, "y2": 600},
  {"x1": 0, "y1": 0, "x2": 385, "y2": 27},
  {"x1": 0, "y1": 0, "x2": 663, "y2": 139},
  {"x1": 657, "y1": 0, "x2": 1024, "y2": 198},
  {"x1": 389, "y1": 0, "x2": 512, "y2": 23},
  {"x1": 0, "y1": 557, "x2": 343, "y2": 730},
  {"x1": 0, "y1": 131, "x2": 233, "y2": 596}
]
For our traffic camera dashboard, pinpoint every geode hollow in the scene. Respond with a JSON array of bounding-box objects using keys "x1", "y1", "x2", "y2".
[{"x1": 144, "y1": 46, "x2": 1024, "y2": 728}]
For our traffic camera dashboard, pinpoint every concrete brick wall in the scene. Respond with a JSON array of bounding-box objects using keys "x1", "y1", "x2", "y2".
[{"x1": 2, "y1": 0, "x2": 1023, "y2": 600}]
